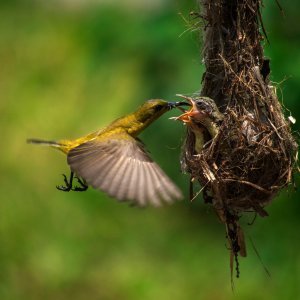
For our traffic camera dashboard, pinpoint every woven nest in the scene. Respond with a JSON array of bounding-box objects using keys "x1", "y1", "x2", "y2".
[
  {"x1": 184, "y1": 79, "x2": 297, "y2": 216},
  {"x1": 183, "y1": 0, "x2": 298, "y2": 218}
]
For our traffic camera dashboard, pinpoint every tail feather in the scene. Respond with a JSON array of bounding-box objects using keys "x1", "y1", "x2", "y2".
[{"x1": 27, "y1": 138, "x2": 62, "y2": 147}]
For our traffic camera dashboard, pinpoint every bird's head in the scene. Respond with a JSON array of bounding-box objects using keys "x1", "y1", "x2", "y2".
[
  {"x1": 135, "y1": 99, "x2": 189, "y2": 125},
  {"x1": 175, "y1": 95, "x2": 223, "y2": 125}
]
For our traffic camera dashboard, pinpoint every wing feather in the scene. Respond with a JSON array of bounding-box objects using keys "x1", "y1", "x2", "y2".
[
  {"x1": 107, "y1": 156, "x2": 129, "y2": 199},
  {"x1": 145, "y1": 164, "x2": 163, "y2": 206},
  {"x1": 136, "y1": 161, "x2": 146, "y2": 206},
  {"x1": 67, "y1": 133, "x2": 182, "y2": 205},
  {"x1": 100, "y1": 154, "x2": 125, "y2": 190},
  {"x1": 126, "y1": 158, "x2": 139, "y2": 201},
  {"x1": 153, "y1": 163, "x2": 182, "y2": 200},
  {"x1": 115, "y1": 157, "x2": 133, "y2": 201},
  {"x1": 153, "y1": 166, "x2": 173, "y2": 202}
]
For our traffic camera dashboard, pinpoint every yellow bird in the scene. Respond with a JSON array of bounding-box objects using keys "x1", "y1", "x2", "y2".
[{"x1": 28, "y1": 99, "x2": 188, "y2": 206}]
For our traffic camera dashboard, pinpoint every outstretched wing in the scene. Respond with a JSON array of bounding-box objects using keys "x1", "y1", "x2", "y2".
[{"x1": 67, "y1": 134, "x2": 182, "y2": 206}]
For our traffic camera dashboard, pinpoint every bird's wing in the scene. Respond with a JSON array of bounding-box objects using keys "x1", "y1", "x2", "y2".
[{"x1": 67, "y1": 133, "x2": 182, "y2": 206}]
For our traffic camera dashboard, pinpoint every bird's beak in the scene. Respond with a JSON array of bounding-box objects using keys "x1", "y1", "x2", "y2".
[
  {"x1": 167, "y1": 101, "x2": 191, "y2": 110},
  {"x1": 172, "y1": 95, "x2": 199, "y2": 123}
]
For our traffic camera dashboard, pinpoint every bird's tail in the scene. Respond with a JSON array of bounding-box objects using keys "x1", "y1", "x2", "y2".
[{"x1": 27, "y1": 138, "x2": 63, "y2": 148}]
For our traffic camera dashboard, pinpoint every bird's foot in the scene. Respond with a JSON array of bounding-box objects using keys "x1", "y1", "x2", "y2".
[
  {"x1": 73, "y1": 176, "x2": 88, "y2": 192},
  {"x1": 56, "y1": 173, "x2": 73, "y2": 192},
  {"x1": 56, "y1": 172, "x2": 88, "y2": 192}
]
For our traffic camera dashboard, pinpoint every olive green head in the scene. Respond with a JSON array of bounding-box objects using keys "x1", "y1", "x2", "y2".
[
  {"x1": 111, "y1": 99, "x2": 190, "y2": 137},
  {"x1": 135, "y1": 99, "x2": 188, "y2": 125},
  {"x1": 135, "y1": 100, "x2": 170, "y2": 123}
]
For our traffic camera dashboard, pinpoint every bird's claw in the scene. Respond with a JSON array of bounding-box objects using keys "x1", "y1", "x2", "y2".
[
  {"x1": 62, "y1": 174, "x2": 69, "y2": 186},
  {"x1": 56, "y1": 185, "x2": 71, "y2": 191},
  {"x1": 56, "y1": 172, "x2": 88, "y2": 192},
  {"x1": 56, "y1": 173, "x2": 72, "y2": 191},
  {"x1": 72, "y1": 176, "x2": 88, "y2": 192}
]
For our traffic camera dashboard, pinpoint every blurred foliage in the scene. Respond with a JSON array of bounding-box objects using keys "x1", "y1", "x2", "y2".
[{"x1": 0, "y1": 0, "x2": 299, "y2": 299}]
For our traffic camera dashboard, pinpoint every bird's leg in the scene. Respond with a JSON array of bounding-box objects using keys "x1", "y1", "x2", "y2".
[
  {"x1": 73, "y1": 176, "x2": 88, "y2": 192},
  {"x1": 56, "y1": 172, "x2": 74, "y2": 192},
  {"x1": 56, "y1": 172, "x2": 88, "y2": 192}
]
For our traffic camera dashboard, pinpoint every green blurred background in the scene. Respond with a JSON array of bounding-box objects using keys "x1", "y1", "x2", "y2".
[{"x1": 1, "y1": 0, "x2": 299, "y2": 299}]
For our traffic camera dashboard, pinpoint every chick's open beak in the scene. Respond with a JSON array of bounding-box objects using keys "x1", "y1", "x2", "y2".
[{"x1": 173, "y1": 95, "x2": 200, "y2": 123}]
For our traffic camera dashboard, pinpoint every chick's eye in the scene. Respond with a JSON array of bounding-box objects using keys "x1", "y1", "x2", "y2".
[
  {"x1": 196, "y1": 101, "x2": 211, "y2": 113},
  {"x1": 195, "y1": 101, "x2": 206, "y2": 110}
]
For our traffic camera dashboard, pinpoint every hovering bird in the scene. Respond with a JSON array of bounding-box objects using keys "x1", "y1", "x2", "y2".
[{"x1": 28, "y1": 99, "x2": 189, "y2": 206}]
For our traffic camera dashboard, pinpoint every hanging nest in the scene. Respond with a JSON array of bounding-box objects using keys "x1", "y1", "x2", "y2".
[
  {"x1": 180, "y1": 0, "x2": 298, "y2": 276},
  {"x1": 184, "y1": 70, "x2": 298, "y2": 217}
]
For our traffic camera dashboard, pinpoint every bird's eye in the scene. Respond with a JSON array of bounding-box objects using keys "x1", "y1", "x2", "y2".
[
  {"x1": 196, "y1": 101, "x2": 211, "y2": 113},
  {"x1": 195, "y1": 101, "x2": 206, "y2": 110},
  {"x1": 154, "y1": 104, "x2": 164, "y2": 112}
]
